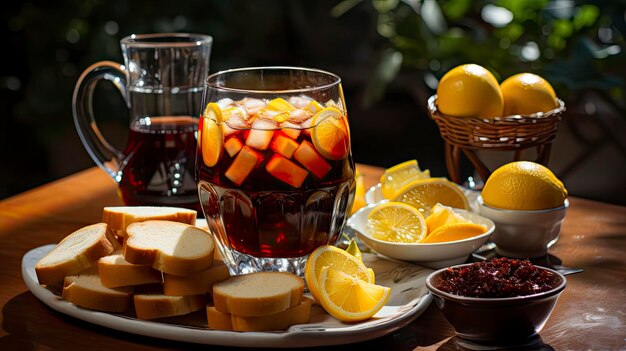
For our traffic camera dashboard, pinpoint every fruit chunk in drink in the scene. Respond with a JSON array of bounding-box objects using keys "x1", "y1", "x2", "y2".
[{"x1": 196, "y1": 96, "x2": 355, "y2": 258}]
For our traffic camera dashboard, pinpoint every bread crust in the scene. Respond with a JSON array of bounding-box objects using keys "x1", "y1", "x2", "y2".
[
  {"x1": 62, "y1": 267, "x2": 132, "y2": 312},
  {"x1": 207, "y1": 298, "x2": 313, "y2": 331},
  {"x1": 35, "y1": 223, "x2": 120, "y2": 285},
  {"x1": 134, "y1": 294, "x2": 206, "y2": 320},
  {"x1": 123, "y1": 220, "x2": 215, "y2": 276},
  {"x1": 98, "y1": 251, "x2": 163, "y2": 288},
  {"x1": 163, "y1": 260, "x2": 230, "y2": 296},
  {"x1": 212, "y1": 272, "x2": 304, "y2": 317},
  {"x1": 102, "y1": 206, "x2": 197, "y2": 238}
]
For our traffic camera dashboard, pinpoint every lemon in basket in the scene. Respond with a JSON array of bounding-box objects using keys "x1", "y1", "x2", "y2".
[
  {"x1": 500, "y1": 73, "x2": 559, "y2": 116},
  {"x1": 436, "y1": 63, "x2": 504, "y2": 118}
]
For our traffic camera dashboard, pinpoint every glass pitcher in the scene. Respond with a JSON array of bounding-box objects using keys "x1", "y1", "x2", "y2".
[{"x1": 72, "y1": 33, "x2": 212, "y2": 212}]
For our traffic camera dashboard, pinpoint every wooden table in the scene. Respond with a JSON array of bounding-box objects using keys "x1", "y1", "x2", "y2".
[{"x1": 1, "y1": 165, "x2": 624, "y2": 350}]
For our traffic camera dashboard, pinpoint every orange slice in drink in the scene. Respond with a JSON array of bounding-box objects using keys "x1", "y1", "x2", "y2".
[
  {"x1": 204, "y1": 102, "x2": 224, "y2": 124},
  {"x1": 201, "y1": 118, "x2": 223, "y2": 167},
  {"x1": 311, "y1": 107, "x2": 350, "y2": 161},
  {"x1": 266, "y1": 98, "x2": 296, "y2": 112}
]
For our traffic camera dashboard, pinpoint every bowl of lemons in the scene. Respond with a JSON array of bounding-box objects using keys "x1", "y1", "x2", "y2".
[
  {"x1": 478, "y1": 161, "x2": 569, "y2": 258},
  {"x1": 347, "y1": 201, "x2": 495, "y2": 269}
]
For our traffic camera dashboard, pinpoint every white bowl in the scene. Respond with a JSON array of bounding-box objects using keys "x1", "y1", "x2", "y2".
[
  {"x1": 346, "y1": 202, "x2": 495, "y2": 269},
  {"x1": 477, "y1": 196, "x2": 569, "y2": 258},
  {"x1": 365, "y1": 183, "x2": 481, "y2": 213}
]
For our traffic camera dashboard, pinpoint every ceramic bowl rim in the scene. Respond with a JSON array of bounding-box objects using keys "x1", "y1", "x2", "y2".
[
  {"x1": 425, "y1": 263, "x2": 567, "y2": 303},
  {"x1": 477, "y1": 196, "x2": 569, "y2": 214},
  {"x1": 349, "y1": 203, "x2": 495, "y2": 248}
]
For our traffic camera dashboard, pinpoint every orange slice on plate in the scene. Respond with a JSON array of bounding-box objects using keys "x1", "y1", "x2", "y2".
[
  {"x1": 317, "y1": 266, "x2": 390, "y2": 322},
  {"x1": 304, "y1": 245, "x2": 375, "y2": 303},
  {"x1": 311, "y1": 107, "x2": 350, "y2": 160},
  {"x1": 201, "y1": 118, "x2": 223, "y2": 167},
  {"x1": 366, "y1": 201, "x2": 428, "y2": 243}
]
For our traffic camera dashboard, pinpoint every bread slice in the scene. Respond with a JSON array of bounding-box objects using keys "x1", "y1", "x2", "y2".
[
  {"x1": 163, "y1": 259, "x2": 230, "y2": 296},
  {"x1": 134, "y1": 293, "x2": 206, "y2": 320},
  {"x1": 102, "y1": 206, "x2": 197, "y2": 238},
  {"x1": 124, "y1": 220, "x2": 215, "y2": 276},
  {"x1": 62, "y1": 266, "x2": 132, "y2": 312},
  {"x1": 207, "y1": 297, "x2": 313, "y2": 331},
  {"x1": 35, "y1": 223, "x2": 120, "y2": 285},
  {"x1": 98, "y1": 250, "x2": 163, "y2": 288},
  {"x1": 212, "y1": 272, "x2": 304, "y2": 317}
]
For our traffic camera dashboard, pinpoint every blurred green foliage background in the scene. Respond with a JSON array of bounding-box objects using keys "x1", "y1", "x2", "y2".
[{"x1": 2, "y1": 0, "x2": 625, "y2": 204}]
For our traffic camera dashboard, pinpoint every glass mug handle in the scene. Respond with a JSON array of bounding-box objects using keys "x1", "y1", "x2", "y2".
[{"x1": 72, "y1": 61, "x2": 128, "y2": 179}]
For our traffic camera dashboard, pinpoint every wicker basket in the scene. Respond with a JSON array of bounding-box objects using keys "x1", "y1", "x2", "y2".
[{"x1": 427, "y1": 95, "x2": 566, "y2": 184}]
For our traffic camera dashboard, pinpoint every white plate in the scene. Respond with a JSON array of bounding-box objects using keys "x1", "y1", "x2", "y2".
[
  {"x1": 347, "y1": 203, "x2": 495, "y2": 269},
  {"x1": 365, "y1": 183, "x2": 481, "y2": 213},
  {"x1": 22, "y1": 245, "x2": 432, "y2": 348}
]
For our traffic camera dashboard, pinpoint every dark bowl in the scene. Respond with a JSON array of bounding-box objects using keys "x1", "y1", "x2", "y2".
[{"x1": 426, "y1": 263, "x2": 566, "y2": 345}]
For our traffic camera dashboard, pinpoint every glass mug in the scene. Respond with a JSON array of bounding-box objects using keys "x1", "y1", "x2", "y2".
[
  {"x1": 73, "y1": 33, "x2": 212, "y2": 212},
  {"x1": 196, "y1": 67, "x2": 356, "y2": 276}
]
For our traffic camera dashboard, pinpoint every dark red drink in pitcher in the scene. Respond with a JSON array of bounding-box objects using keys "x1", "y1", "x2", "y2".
[{"x1": 118, "y1": 116, "x2": 200, "y2": 211}]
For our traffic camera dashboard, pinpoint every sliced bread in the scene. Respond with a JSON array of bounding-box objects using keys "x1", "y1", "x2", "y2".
[
  {"x1": 102, "y1": 206, "x2": 197, "y2": 238},
  {"x1": 35, "y1": 223, "x2": 120, "y2": 285},
  {"x1": 124, "y1": 220, "x2": 215, "y2": 276},
  {"x1": 98, "y1": 250, "x2": 163, "y2": 288},
  {"x1": 134, "y1": 293, "x2": 206, "y2": 320},
  {"x1": 212, "y1": 272, "x2": 304, "y2": 317},
  {"x1": 163, "y1": 259, "x2": 230, "y2": 296},
  {"x1": 206, "y1": 297, "x2": 313, "y2": 331},
  {"x1": 62, "y1": 266, "x2": 132, "y2": 312}
]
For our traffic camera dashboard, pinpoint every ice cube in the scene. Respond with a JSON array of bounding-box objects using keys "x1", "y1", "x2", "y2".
[
  {"x1": 288, "y1": 108, "x2": 310, "y2": 123},
  {"x1": 238, "y1": 98, "x2": 266, "y2": 115},
  {"x1": 216, "y1": 98, "x2": 234, "y2": 109},
  {"x1": 294, "y1": 140, "x2": 331, "y2": 179},
  {"x1": 288, "y1": 95, "x2": 313, "y2": 109}
]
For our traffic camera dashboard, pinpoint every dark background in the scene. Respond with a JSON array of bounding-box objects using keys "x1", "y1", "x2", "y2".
[{"x1": 2, "y1": 0, "x2": 625, "y2": 205}]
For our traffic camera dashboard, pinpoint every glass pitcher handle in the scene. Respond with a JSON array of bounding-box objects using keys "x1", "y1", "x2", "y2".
[{"x1": 72, "y1": 61, "x2": 129, "y2": 179}]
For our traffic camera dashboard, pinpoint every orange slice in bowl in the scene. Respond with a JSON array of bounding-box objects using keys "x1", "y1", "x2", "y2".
[
  {"x1": 201, "y1": 117, "x2": 223, "y2": 167},
  {"x1": 421, "y1": 223, "x2": 487, "y2": 243},
  {"x1": 311, "y1": 107, "x2": 350, "y2": 161},
  {"x1": 392, "y1": 178, "x2": 470, "y2": 217}
]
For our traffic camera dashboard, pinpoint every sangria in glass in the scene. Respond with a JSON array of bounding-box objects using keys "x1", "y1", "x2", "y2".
[{"x1": 196, "y1": 67, "x2": 355, "y2": 276}]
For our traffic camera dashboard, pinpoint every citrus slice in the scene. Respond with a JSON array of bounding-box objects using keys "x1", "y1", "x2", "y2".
[
  {"x1": 317, "y1": 266, "x2": 390, "y2": 322},
  {"x1": 366, "y1": 202, "x2": 427, "y2": 243},
  {"x1": 380, "y1": 160, "x2": 431, "y2": 199},
  {"x1": 311, "y1": 107, "x2": 350, "y2": 160},
  {"x1": 421, "y1": 223, "x2": 487, "y2": 243},
  {"x1": 201, "y1": 118, "x2": 223, "y2": 167},
  {"x1": 204, "y1": 102, "x2": 224, "y2": 124},
  {"x1": 425, "y1": 203, "x2": 473, "y2": 235},
  {"x1": 345, "y1": 238, "x2": 362, "y2": 262},
  {"x1": 393, "y1": 178, "x2": 470, "y2": 217},
  {"x1": 305, "y1": 245, "x2": 375, "y2": 303},
  {"x1": 266, "y1": 98, "x2": 296, "y2": 112}
]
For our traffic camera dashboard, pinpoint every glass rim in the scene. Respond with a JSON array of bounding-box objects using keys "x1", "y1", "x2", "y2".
[
  {"x1": 205, "y1": 66, "x2": 342, "y2": 94},
  {"x1": 120, "y1": 33, "x2": 213, "y2": 48}
]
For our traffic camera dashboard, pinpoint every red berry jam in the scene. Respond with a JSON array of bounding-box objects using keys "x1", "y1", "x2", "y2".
[{"x1": 436, "y1": 257, "x2": 555, "y2": 298}]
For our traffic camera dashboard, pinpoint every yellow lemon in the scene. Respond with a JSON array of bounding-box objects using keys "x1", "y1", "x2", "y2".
[
  {"x1": 380, "y1": 160, "x2": 431, "y2": 199},
  {"x1": 482, "y1": 161, "x2": 567, "y2": 210},
  {"x1": 421, "y1": 223, "x2": 487, "y2": 243},
  {"x1": 392, "y1": 178, "x2": 470, "y2": 217},
  {"x1": 317, "y1": 266, "x2": 390, "y2": 322},
  {"x1": 500, "y1": 73, "x2": 559, "y2": 116},
  {"x1": 436, "y1": 63, "x2": 504, "y2": 118},
  {"x1": 304, "y1": 245, "x2": 375, "y2": 303},
  {"x1": 366, "y1": 202, "x2": 428, "y2": 243}
]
